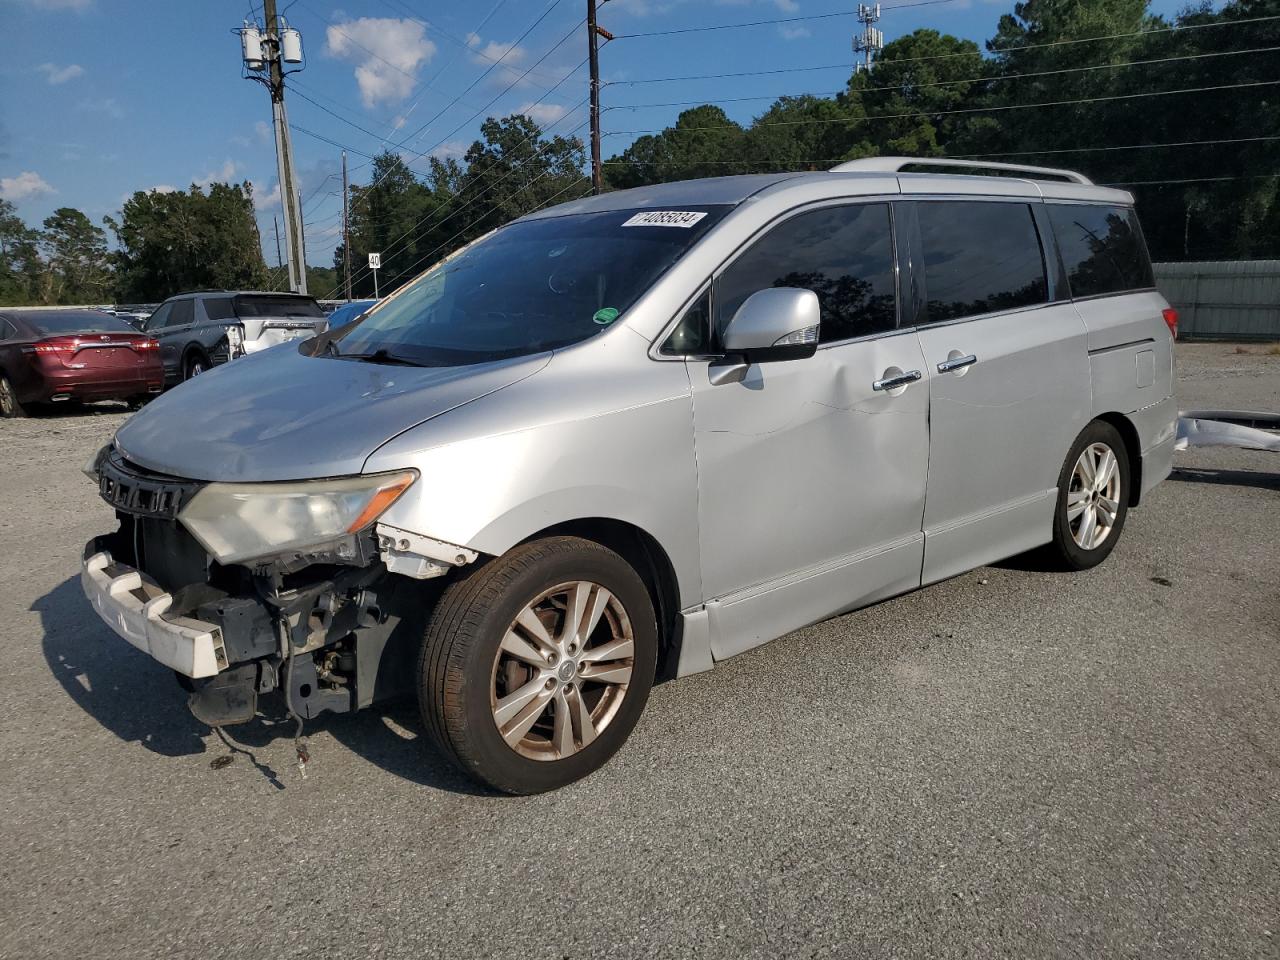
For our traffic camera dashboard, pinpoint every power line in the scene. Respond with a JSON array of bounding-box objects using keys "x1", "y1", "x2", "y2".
[
  {"x1": 606, "y1": 13, "x2": 1280, "y2": 85},
  {"x1": 612, "y1": 0, "x2": 961, "y2": 39},
  {"x1": 961, "y1": 134, "x2": 1280, "y2": 160},
  {"x1": 334, "y1": 111, "x2": 591, "y2": 295},
  {"x1": 606, "y1": 45, "x2": 1280, "y2": 112},
  {"x1": 598, "y1": 134, "x2": 1280, "y2": 168},
  {"x1": 292, "y1": 124, "x2": 380, "y2": 159},
  {"x1": 603, "y1": 79, "x2": 1280, "y2": 137},
  {"x1": 1104, "y1": 174, "x2": 1280, "y2": 187}
]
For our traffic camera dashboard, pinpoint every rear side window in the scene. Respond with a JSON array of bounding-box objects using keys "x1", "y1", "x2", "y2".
[
  {"x1": 715, "y1": 203, "x2": 897, "y2": 345},
  {"x1": 915, "y1": 201, "x2": 1048, "y2": 323},
  {"x1": 234, "y1": 295, "x2": 325, "y2": 318},
  {"x1": 1048, "y1": 203, "x2": 1154, "y2": 298},
  {"x1": 0, "y1": 319, "x2": 15, "y2": 341},
  {"x1": 202, "y1": 298, "x2": 236, "y2": 321},
  {"x1": 170, "y1": 300, "x2": 195, "y2": 326}
]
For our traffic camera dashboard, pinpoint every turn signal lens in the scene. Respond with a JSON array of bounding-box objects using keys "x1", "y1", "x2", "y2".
[{"x1": 1162, "y1": 307, "x2": 1178, "y2": 339}]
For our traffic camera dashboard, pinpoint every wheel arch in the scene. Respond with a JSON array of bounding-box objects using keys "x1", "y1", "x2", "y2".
[
  {"x1": 516, "y1": 517, "x2": 686, "y2": 682},
  {"x1": 1093, "y1": 411, "x2": 1143, "y2": 507},
  {"x1": 181, "y1": 343, "x2": 211, "y2": 371}
]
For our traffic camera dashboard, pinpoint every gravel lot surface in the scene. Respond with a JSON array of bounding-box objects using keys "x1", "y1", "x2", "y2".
[{"x1": 1, "y1": 342, "x2": 1277, "y2": 960}]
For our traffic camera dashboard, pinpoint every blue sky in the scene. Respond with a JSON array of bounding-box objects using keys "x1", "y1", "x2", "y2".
[{"x1": 2, "y1": 0, "x2": 1195, "y2": 268}]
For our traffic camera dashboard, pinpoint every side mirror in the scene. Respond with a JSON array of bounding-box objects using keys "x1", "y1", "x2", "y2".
[{"x1": 723, "y1": 287, "x2": 820, "y2": 364}]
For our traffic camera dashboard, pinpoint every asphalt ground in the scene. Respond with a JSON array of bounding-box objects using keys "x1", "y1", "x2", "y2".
[{"x1": 1, "y1": 342, "x2": 1277, "y2": 959}]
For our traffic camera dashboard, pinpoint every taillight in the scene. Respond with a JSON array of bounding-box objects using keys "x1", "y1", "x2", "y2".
[
  {"x1": 134, "y1": 339, "x2": 160, "y2": 351},
  {"x1": 21, "y1": 339, "x2": 76, "y2": 355},
  {"x1": 1162, "y1": 307, "x2": 1178, "y2": 339}
]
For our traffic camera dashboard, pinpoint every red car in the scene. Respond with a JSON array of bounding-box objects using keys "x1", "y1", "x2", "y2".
[{"x1": 0, "y1": 310, "x2": 164, "y2": 418}]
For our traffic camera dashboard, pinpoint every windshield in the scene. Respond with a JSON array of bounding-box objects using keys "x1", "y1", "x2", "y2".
[
  {"x1": 335, "y1": 205, "x2": 729, "y2": 365},
  {"x1": 33, "y1": 313, "x2": 137, "y2": 336},
  {"x1": 234, "y1": 295, "x2": 325, "y2": 318}
]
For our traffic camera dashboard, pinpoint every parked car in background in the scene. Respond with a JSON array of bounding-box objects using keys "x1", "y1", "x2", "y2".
[
  {"x1": 82, "y1": 159, "x2": 1177, "y2": 793},
  {"x1": 323, "y1": 298, "x2": 378, "y2": 331},
  {"x1": 0, "y1": 310, "x2": 163, "y2": 417},
  {"x1": 143, "y1": 291, "x2": 327, "y2": 384}
]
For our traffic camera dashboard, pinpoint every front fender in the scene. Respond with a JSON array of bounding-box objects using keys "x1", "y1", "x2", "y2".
[{"x1": 367, "y1": 343, "x2": 702, "y2": 607}]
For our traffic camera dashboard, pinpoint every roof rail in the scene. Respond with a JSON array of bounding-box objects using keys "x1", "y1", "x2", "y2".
[{"x1": 830, "y1": 156, "x2": 1093, "y2": 185}]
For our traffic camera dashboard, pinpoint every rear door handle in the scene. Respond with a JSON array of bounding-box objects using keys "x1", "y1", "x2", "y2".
[
  {"x1": 937, "y1": 353, "x2": 978, "y2": 373},
  {"x1": 872, "y1": 369, "x2": 922, "y2": 392}
]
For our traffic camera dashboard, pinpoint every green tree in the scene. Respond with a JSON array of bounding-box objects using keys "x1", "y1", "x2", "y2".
[
  {"x1": 605, "y1": 106, "x2": 749, "y2": 188},
  {"x1": 0, "y1": 199, "x2": 43, "y2": 306},
  {"x1": 39, "y1": 207, "x2": 111, "y2": 304},
  {"x1": 109, "y1": 182, "x2": 268, "y2": 301}
]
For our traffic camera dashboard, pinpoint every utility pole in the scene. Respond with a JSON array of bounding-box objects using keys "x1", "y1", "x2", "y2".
[
  {"x1": 272, "y1": 216, "x2": 283, "y2": 269},
  {"x1": 241, "y1": 2, "x2": 308, "y2": 294},
  {"x1": 586, "y1": 0, "x2": 613, "y2": 195},
  {"x1": 341, "y1": 150, "x2": 352, "y2": 302},
  {"x1": 852, "y1": 4, "x2": 884, "y2": 73}
]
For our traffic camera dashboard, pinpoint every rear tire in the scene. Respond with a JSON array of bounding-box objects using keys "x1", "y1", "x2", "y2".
[
  {"x1": 418, "y1": 536, "x2": 658, "y2": 794},
  {"x1": 0, "y1": 375, "x2": 27, "y2": 418},
  {"x1": 1046, "y1": 420, "x2": 1131, "y2": 571},
  {"x1": 184, "y1": 354, "x2": 207, "y2": 381}
]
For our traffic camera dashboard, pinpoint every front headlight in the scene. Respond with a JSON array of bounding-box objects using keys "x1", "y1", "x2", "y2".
[{"x1": 178, "y1": 470, "x2": 417, "y2": 564}]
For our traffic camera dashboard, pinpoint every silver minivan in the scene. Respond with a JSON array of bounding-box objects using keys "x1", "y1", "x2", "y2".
[{"x1": 82, "y1": 159, "x2": 1178, "y2": 793}]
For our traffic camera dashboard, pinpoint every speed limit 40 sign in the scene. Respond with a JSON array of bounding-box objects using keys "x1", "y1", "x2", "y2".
[{"x1": 368, "y1": 252, "x2": 381, "y2": 270}]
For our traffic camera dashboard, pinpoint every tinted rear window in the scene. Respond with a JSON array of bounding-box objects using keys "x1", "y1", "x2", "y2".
[
  {"x1": 32, "y1": 313, "x2": 137, "y2": 336},
  {"x1": 234, "y1": 295, "x2": 325, "y2": 318},
  {"x1": 916, "y1": 201, "x2": 1048, "y2": 323},
  {"x1": 203, "y1": 298, "x2": 237, "y2": 321},
  {"x1": 1048, "y1": 203, "x2": 1154, "y2": 298}
]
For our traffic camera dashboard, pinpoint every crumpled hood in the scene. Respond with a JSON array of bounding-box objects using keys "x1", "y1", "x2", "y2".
[{"x1": 114, "y1": 344, "x2": 550, "y2": 481}]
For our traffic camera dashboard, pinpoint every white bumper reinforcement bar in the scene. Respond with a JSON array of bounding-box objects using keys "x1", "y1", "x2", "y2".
[{"x1": 81, "y1": 550, "x2": 228, "y2": 678}]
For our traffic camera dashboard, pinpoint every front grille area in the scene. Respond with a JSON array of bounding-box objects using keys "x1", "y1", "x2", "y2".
[{"x1": 98, "y1": 450, "x2": 204, "y2": 520}]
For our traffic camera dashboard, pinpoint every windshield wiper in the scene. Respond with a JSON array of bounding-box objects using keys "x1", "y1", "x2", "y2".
[{"x1": 343, "y1": 348, "x2": 425, "y2": 367}]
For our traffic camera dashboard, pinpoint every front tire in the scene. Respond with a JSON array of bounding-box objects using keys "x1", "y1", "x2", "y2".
[
  {"x1": 1047, "y1": 420, "x2": 1130, "y2": 570},
  {"x1": 0, "y1": 375, "x2": 27, "y2": 418},
  {"x1": 418, "y1": 536, "x2": 658, "y2": 794}
]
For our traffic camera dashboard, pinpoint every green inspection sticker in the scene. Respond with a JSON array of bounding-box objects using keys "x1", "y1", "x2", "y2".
[{"x1": 593, "y1": 307, "x2": 620, "y2": 325}]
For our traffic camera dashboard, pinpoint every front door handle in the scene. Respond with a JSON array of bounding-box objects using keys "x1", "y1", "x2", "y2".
[
  {"x1": 937, "y1": 353, "x2": 978, "y2": 373},
  {"x1": 872, "y1": 369, "x2": 922, "y2": 392}
]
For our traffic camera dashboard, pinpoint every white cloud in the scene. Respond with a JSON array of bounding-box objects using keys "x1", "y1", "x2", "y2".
[
  {"x1": 429, "y1": 141, "x2": 468, "y2": 161},
  {"x1": 147, "y1": 185, "x2": 177, "y2": 194},
  {"x1": 470, "y1": 39, "x2": 526, "y2": 66},
  {"x1": 253, "y1": 181, "x2": 281, "y2": 209},
  {"x1": 779, "y1": 24, "x2": 810, "y2": 39},
  {"x1": 773, "y1": 0, "x2": 800, "y2": 11},
  {"x1": 37, "y1": 62, "x2": 84, "y2": 85},
  {"x1": 194, "y1": 159, "x2": 241, "y2": 187},
  {"x1": 77, "y1": 97, "x2": 124, "y2": 119},
  {"x1": 518, "y1": 102, "x2": 567, "y2": 126},
  {"x1": 255, "y1": 120, "x2": 272, "y2": 143},
  {"x1": 325, "y1": 17, "x2": 436, "y2": 108},
  {"x1": 0, "y1": 170, "x2": 55, "y2": 201}
]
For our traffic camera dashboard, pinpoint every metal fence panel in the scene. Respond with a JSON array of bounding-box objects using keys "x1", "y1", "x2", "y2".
[{"x1": 1154, "y1": 260, "x2": 1280, "y2": 341}]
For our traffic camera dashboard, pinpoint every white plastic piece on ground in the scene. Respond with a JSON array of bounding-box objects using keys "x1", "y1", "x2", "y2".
[
  {"x1": 1175, "y1": 417, "x2": 1280, "y2": 453},
  {"x1": 81, "y1": 552, "x2": 227, "y2": 678}
]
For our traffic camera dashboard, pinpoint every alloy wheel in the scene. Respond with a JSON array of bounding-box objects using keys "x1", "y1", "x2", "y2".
[
  {"x1": 490, "y1": 580, "x2": 635, "y2": 761},
  {"x1": 0, "y1": 378, "x2": 13, "y2": 416},
  {"x1": 1067, "y1": 442, "x2": 1121, "y2": 550}
]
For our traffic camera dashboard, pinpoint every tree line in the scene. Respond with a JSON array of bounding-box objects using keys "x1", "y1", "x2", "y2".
[{"x1": 3, "y1": 0, "x2": 1274, "y2": 307}]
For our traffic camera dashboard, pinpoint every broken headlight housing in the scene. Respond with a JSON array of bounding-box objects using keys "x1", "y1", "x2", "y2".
[{"x1": 177, "y1": 470, "x2": 417, "y2": 565}]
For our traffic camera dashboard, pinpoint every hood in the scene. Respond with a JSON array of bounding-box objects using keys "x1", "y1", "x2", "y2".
[{"x1": 114, "y1": 344, "x2": 550, "y2": 482}]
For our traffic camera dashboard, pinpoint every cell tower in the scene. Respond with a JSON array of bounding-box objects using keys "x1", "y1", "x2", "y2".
[{"x1": 852, "y1": 4, "x2": 884, "y2": 73}]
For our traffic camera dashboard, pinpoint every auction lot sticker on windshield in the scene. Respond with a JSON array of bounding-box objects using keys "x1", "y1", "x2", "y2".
[{"x1": 621, "y1": 211, "x2": 708, "y2": 228}]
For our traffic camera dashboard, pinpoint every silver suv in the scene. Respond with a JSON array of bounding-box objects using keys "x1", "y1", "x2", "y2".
[{"x1": 82, "y1": 159, "x2": 1177, "y2": 793}]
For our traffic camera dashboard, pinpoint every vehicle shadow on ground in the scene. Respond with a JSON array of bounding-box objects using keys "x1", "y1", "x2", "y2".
[
  {"x1": 1171, "y1": 465, "x2": 1280, "y2": 492},
  {"x1": 34, "y1": 576, "x2": 487, "y2": 795}
]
